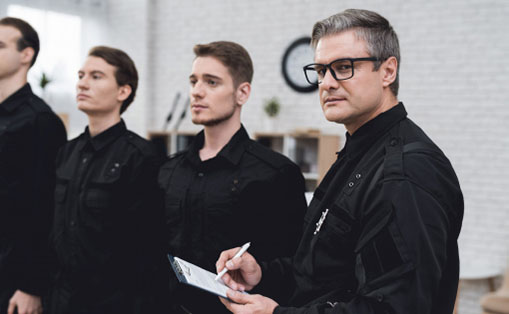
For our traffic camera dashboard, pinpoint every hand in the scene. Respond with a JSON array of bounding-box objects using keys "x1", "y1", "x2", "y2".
[
  {"x1": 8, "y1": 290, "x2": 43, "y2": 314},
  {"x1": 216, "y1": 247, "x2": 262, "y2": 291},
  {"x1": 220, "y1": 289, "x2": 278, "y2": 314}
]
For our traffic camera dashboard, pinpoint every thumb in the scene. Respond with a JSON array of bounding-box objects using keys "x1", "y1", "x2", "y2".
[{"x1": 226, "y1": 289, "x2": 251, "y2": 305}]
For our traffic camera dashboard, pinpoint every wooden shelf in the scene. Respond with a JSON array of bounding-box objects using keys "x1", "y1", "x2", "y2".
[{"x1": 254, "y1": 131, "x2": 340, "y2": 191}]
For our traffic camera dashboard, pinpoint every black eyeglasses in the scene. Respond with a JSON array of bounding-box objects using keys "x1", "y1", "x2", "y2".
[{"x1": 303, "y1": 57, "x2": 380, "y2": 85}]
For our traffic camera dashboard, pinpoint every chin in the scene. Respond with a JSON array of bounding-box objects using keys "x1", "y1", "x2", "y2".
[{"x1": 191, "y1": 116, "x2": 207, "y2": 126}]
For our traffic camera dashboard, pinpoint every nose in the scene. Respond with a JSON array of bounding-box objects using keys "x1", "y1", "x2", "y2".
[
  {"x1": 77, "y1": 76, "x2": 89, "y2": 91},
  {"x1": 191, "y1": 81, "x2": 205, "y2": 99},
  {"x1": 320, "y1": 68, "x2": 340, "y2": 91}
]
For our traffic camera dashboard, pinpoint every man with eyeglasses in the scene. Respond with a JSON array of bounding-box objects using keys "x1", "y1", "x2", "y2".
[{"x1": 216, "y1": 9, "x2": 463, "y2": 314}]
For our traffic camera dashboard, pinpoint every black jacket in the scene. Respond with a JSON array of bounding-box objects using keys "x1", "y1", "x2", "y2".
[
  {"x1": 0, "y1": 83, "x2": 66, "y2": 297},
  {"x1": 158, "y1": 125, "x2": 307, "y2": 313},
  {"x1": 50, "y1": 120, "x2": 166, "y2": 313},
  {"x1": 256, "y1": 103, "x2": 464, "y2": 314}
]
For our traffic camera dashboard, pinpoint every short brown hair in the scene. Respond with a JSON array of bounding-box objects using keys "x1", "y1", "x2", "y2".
[
  {"x1": 88, "y1": 46, "x2": 138, "y2": 114},
  {"x1": 0, "y1": 17, "x2": 39, "y2": 67},
  {"x1": 193, "y1": 41, "x2": 253, "y2": 87}
]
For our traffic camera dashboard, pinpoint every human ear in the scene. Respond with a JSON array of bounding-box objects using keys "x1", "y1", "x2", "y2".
[
  {"x1": 235, "y1": 82, "x2": 251, "y2": 106},
  {"x1": 20, "y1": 47, "x2": 35, "y2": 66},
  {"x1": 381, "y1": 56, "x2": 398, "y2": 87},
  {"x1": 117, "y1": 85, "x2": 132, "y2": 102}
]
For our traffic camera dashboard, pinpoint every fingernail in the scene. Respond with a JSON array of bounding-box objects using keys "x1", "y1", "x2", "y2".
[{"x1": 226, "y1": 261, "x2": 233, "y2": 268}]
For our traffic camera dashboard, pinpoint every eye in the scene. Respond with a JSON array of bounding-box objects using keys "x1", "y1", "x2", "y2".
[
  {"x1": 189, "y1": 79, "x2": 197, "y2": 86},
  {"x1": 207, "y1": 79, "x2": 217, "y2": 86},
  {"x1": 332, "y1": 62, "x2": 352, "y2": 74},
  {"x1": 92, "y1": 74, "x2": 101, "y2": 79},
  {"x1": 78, "y1": 73, "x2": 84, "y2": 79}
]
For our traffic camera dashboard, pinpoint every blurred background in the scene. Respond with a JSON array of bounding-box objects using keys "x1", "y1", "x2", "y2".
[{"x1": 1, "y1": 0, "x2": 508, "y2": 312}]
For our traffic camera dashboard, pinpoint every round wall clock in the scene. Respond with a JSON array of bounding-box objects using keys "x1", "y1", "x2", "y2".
[{"x1": 281, "y1": 37, "x2": 317, "y2": 93}]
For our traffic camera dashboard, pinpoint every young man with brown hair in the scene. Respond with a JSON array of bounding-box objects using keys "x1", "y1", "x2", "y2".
[
  {"x1": 158, "y1": 41, "x2": 307, "y2": 313},
  {"x1": 0, "y1": 17, "x2": 67, "y2": 314},
  {"x1": 49, "y1": 46, "x2": 166, "y2": 314}
]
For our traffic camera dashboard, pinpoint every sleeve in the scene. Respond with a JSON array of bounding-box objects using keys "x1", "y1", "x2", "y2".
[
  {"x1": 252, "y1": 257, "x2": 296, "y2": 304},
  {"x1": 15, "y1": 112, "x2": 67, "y2": 296},
  {"x1": 274, "y1": 171, "x2": 462, "y2": 314}
]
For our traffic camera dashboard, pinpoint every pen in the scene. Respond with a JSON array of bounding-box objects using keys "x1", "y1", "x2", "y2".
[{"x1": 215, "y1": 242, "x2": 251, "y2": 281}]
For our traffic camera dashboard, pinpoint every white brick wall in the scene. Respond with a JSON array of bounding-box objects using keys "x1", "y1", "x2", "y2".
[{"x1": 2, "y1": 1, "x2": 509, "y2": 313}]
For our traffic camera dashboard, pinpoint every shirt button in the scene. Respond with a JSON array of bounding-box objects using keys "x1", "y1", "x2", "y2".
[
  {"x1": 82, "y1": 158, "x2": 87, "y2": 164},
  {"x1": 355, "y1": 173, "x2": 362, "y2": 179},
  {"x1": 198, "y1": 172, "x2": 204, "y2": 177},
  {"x1": 348, "y1": 182, "x2": 354, "y2": 188}
]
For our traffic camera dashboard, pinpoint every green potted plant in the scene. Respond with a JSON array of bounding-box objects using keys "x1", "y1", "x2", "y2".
[
  {"x1": 39, "y1": 72, "x2": 52, "y2": 90},
  {"x1": 264, "y1": 97, "x2": 280, "y2": 118}
]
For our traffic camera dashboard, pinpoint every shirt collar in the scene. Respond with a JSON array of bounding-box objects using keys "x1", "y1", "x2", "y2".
[
  {"x1": 186, "y1": 124, "x2": 250, "y2": 166},
  {"x1": 0, "y1": 83, "x2": 32, "y2": 113},
  {"x1": 343, "y1": 102, "x2": 407, "y2": 159},
  {"x1": 78, "y1": 119, "x2": 127, "y2": 152}
]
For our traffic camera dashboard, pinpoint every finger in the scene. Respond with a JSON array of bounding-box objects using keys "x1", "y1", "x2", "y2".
[
  {"x1": 216, "y1": 247, "x2": 241, "y2": 272},
  {"x1": 7, "y1": 300, "x2": 16, "y2": 314},
  {"x1": 223, "y1": 276, "x2": 239, "y2": 291},
  {"x1": 226, "y1": 289, "x2": 252, "y2": 305},
  {"x1": 219, "y1": 296, "x2": 234, "y2": 312}
]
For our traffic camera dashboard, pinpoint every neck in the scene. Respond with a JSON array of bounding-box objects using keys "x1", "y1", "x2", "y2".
[
  {"x1": 199, "y1": 118, "x2": 241, "y2": 161},
  {"x1": 346, "y1": 92, "x2": 399, "y2": 135},
  {"x1": 87, "y1": 113, "x2": 121, "y2": 137},
  {"x1": 0, "y1": 70, "x2": 28, "y2": 104}
]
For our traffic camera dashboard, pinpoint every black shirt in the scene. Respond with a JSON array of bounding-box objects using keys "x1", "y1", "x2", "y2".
[
  {"x1": 0, "y1": 83, "x2": 67, "y2": 296},
  {"x1": 257, "y1": 103, "x2": 464, "y2": 314},
  {"x1": 51, "y1": 120, "x2": 165, "y2": 312},
  {"x1": 158, "y1": 125, "x2": 307, "y2": 313}
]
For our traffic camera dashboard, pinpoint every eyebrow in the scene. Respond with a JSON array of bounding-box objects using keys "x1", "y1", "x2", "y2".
[
  {"x1": 78, "y1": 70, "x2": 106, "y2": 76},
  {"x1": 189, "y1": 73, "x2": 222, "y2": 81}
]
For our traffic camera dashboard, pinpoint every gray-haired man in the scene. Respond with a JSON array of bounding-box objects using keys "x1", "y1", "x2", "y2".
[{"x1": 217, "y1": 8, "x2": 463, "y2": 314}]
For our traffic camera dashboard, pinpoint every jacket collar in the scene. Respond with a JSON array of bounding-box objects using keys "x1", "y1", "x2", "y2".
[
  {"x1": 186, "y1": 124, "x2": 249, "y2": 166},
  {"x1": 77, "y1": 119, "x2": 127, "y2": 152},
  {"x1": 342, "y1": 102, "x2": 407, "y2": 159}
]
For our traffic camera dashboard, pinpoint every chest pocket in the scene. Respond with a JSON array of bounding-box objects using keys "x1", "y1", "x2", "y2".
[
  {"x1": 81, "y1": 162, "x2": 123, "y2": 232},
  {"x1": 164, "y1": 186, "x2": 186, "y2": 225},
  {"x1": 311, "y1": 204, "x2": 357, "y2": 278}
]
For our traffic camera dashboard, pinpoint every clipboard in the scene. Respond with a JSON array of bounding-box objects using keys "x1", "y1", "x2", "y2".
[{"x1": 168, "y1": 254, "x2": 233, "y2": 300}]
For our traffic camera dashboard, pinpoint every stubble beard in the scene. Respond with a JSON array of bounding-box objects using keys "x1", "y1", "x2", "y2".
[{"x1": 192, "y1": 96, "x2": 238, "y2": 127}]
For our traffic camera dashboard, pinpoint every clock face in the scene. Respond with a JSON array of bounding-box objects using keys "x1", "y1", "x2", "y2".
[{"x1": 282, "y1": 37, "x2": 318, "y2": 93}]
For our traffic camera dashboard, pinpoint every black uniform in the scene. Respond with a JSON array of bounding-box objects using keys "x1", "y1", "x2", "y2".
[
  {"x1": 255, "y1": 103, "x2": 464, "y2": 314},
  {"x1": 158, "y1": 125, "x2": 307, "y2": 313},
  {"x1": 0, "y1": 83, "x2": 66, "y2": 313},
  {"x1": 50, "y1": 120, "x2": 167, "y2": 314}
]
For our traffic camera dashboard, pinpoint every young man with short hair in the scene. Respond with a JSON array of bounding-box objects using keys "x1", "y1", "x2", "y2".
[
  {"x1": 218, "y1": 9, "x2": 464, "y2": 314},
  {"x1": 49, "y1": 46, "x2": 166, "y2": 314},
  {"x1": 0, "y1": 17, "x2": 67, "y2": 314},
  {"x1": 158, "y1": 41, "x2": 307, "y2": 313}
]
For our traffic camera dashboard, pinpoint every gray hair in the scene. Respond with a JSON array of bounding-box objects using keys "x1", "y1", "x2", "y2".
[{"x1": 311, "y1": 9, "x2": 400, "y2": 96}]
